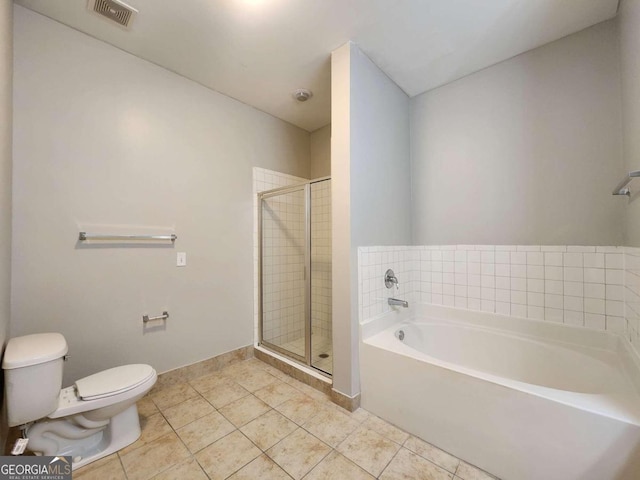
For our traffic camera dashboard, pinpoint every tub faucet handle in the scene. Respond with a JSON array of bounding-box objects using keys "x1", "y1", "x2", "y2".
[{"x1": 385, "y1": 269, "x2": 399, "y2": 289}]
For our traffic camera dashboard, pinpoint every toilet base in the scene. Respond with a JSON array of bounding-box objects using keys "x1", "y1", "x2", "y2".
[{"x1": 27, "y1": 404, "x2": 142, "y2": 470}]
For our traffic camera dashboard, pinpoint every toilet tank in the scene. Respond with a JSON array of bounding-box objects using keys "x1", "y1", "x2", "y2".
[{"x1": 2, "y1": 333, "x2": 68, "y2": 427}]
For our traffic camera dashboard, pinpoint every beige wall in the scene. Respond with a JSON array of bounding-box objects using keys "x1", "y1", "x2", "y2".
[
  {"x1": 12, "y1": 7, "x2": 310, "y2": 386},
  {"x1": 331, "y1": 42, "x2": 411, "y2": 397},
  {"x1": 411, "y1": 20, "x2": 623, "y2": 246},
  {"x1": 0, "y1": 0, "x2": 12, "y2": 450},
  {"x1": 310, "y1": 124, "x2": 331, "y2": 179},
  {"x1": 619, "y1": 0, "x2": 640, "y2": 246}
]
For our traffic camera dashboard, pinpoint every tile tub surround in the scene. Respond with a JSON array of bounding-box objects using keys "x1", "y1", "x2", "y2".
[
  {"x1": 71, "y1": 358, "x2": 499, "y2": 480},
  {"x1": 358, "y1": 245, "x2": 640, "y2": 357}
]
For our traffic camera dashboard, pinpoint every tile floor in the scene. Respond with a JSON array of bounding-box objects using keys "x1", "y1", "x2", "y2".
[{"x1": 74, "y1": 358, "x2": 499, "y2": 480}]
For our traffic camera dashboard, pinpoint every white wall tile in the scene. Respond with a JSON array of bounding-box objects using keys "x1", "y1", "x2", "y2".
[
  {"x1": 511, "y1": 277, "x2": 527, "y2": 291},
  {"x1": 584, "y1": 283, "x2": 604, "y2": 299},
  {"x1": 564, "y1": 267, "x2": 583, "y2": 282},
  {"x1": 545, "y1": 280, "x2": 563, "y2": 295},
  {"x1": 606, "y1": 284, "x2": 624, "y2": 301},
  {"x1": 511, "y1": 252, "x2": 526, "y2": 265},
  {"x1": 357, "y1": 244, "x2": 636, "y2": 354},
  {"x1": 545, "y1": 294, "x2": 563, "y2": 309},
  {"x1": 584, "y1": 253, "x2": 605, "y2": 268},
  {"x1": 605, "y1": 269, "x2": 623, "y2": 285},
  {"x1": 544, "y1": 253, "x2": 563, "y2": 266},
  {"x1": 527, "y1": 265, "x2": 544, "y2": 279},
  {"x1": 584, "y1": 298, "x2": 605, "y2": 315},
  {"x1": 527, "y1": 252, "x2": 544, "y2": 265},
  {"x1": 544, "y1": 266, "x2": 563, "y2": 280},
  {"x1": 496, "y1": 289, "x2": 510, "y2": 303},
  {"x1": 584, "y1": 268, "x2": 605, "y2": 284},
  {"x1": 563, "y1": 253, "x2": 583, "y2": 267},
  {"x1": 495, "y1": 276, "x2": 510, "y2": 290},
  {"x1": 528, "y1": 292, "x2": 544, "y2": 307},
  {"x1": 605, "y1": 254, "x2": 624, "y2": 269},
  {"x1": 510, "y1": 290, "x2": 527, "y2": 305},
  {"x1": 527, "y1": 279, "x2": 544, "y2": 293}
]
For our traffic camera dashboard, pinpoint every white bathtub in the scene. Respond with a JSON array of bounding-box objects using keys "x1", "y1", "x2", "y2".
[{"x1": 360, "y1": 304, "x2": 640, "y2": 480}]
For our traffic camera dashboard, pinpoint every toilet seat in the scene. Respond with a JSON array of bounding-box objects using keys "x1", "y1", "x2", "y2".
[{"x1": 75, "y1": 364, "x2": 155, "y2": 400}]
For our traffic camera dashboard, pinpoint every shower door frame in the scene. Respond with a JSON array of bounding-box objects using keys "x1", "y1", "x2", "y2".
[
  {"x1": 258, "y1": 183, "x2": 312, "y2": 367},
  {"x1": 257, "y1": 177, "x2": 330, "y2": 376}
]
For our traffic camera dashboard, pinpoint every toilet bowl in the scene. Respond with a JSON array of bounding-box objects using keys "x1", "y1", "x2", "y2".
[{"x1": 2, "y1": 333, "x2": 157, "y2": 469}]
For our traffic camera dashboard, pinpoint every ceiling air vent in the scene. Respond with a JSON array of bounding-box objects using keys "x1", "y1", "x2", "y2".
[{"x1": 88, "y1": 0, "x2": 138, "y2": 29}]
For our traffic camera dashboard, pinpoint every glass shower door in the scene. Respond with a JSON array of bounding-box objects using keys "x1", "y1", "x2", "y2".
[{"x1": 259, "y1": 185, "x2": 309, "y2": 362}]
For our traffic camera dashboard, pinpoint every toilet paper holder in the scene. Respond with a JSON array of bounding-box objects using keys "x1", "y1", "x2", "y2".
[{"x1": 143, "y1": 311, "x2": 169, "y2": 323}]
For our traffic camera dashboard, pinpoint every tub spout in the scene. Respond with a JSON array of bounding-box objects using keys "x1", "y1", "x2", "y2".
[{"x1": 388, "y1": 298, "x2": 409, "y2": 308}]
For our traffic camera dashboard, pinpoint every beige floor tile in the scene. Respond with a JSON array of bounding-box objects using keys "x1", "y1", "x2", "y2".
[
  {"x1": 455, "y1": 461, "x2": 498, "y2": 480},
  {"x1": 288, "y1": 380, "x2": 331, "y2": 402},
  {"x1": 336, "y1": 426, "x2": 400, "y2": 477},
  {"x1": 120, "y1": 412, "x2": 173, "y2": 455},
  {"x1": 260, "y1": 363, "x2": 297, "y2": 382},
  {"x1": 254, "y1": 380, "x2": 301, "y2": 407},
  {"x1": 266, "y1": 427, "x2": 331, "y2": 480},
  {"x1": 240, "y1": 409, "x2": 297, "y2": 450},
  {"x1": 380, "y1": 448, "x2": 453, "y2": 480},
  {"x1": 304, "y1": 450, "x2": 375, "y2": 480},
  {"x1": 150, "y1": 383, "x2": 199, "y2": 410},
  {"x1": 75, "y1": 456, "x2": 126, "y2": 480},
  {"x1": 274, "y1": 393, "x2": 321, "y2": 425},
  {"x1": 348, "y1": 408, "x2": 371, "y2": 423},
  {"x1": 219, "y1": 394, "x2": 271, "y2": 427},
  {"x1": 404, "y1": 436, "x2": 460, "y2": 473},
  {"x1": 176, "y1": 411, "x2": 236, "y2": 453},
  {"x1": 137, "y1": 396, "x2": 160, "y2": 418},
  {"x1": 227, "y1": 454, "x2": 291, "y2": 480},
  {"x1": 232, "y1": 367, "x2": 280, "y2": 392},
  {"x1": 195, "y1": 430, "x2": 261, "y2": 480},
  {"x1": 200, "y1": 378, "x2": 251, "y2": 409},
  {"x1": 189, "y1": 371, "x2": 230, "y2": 394},
  {"x1": 363, "y1": 415, "x2": 410, "y2": 444},
  {"x1": 302, "y1": 406, "x2": 360, "y2": 447},
  {"x1": 161, "y1": 396, "x2": 215, "y2": 429},
  {"x1": 151, "y1": 458, "x2": 208, "y2": 480},
  {"x1": 221, "y1": 360, "x2": 259, "y2": 378},
  {"x1": 120, "y1": 432, "x2": 190, "y2": 480}
]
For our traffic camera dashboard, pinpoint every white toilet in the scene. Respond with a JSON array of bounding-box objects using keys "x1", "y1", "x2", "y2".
[{"x1": 2, "y1": 332, "x2": 157, "y2": 469}]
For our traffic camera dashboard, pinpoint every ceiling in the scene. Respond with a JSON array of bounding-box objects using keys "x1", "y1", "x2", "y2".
[{"x1": 15, "y1": 0, "x2": 619, "y2": 132}]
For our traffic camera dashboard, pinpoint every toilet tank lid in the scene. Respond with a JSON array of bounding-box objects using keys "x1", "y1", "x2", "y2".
[{"x1": 2, "y1": 333, "x2": 68, "y2": 369}]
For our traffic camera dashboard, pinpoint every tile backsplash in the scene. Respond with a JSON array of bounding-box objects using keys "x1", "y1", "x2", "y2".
[{"x1": 359, "y1": 245, "x2": 640, "y2": 358}]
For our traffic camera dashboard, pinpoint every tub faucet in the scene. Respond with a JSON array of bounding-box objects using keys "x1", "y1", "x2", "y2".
[{"x1": 388, "y1": 298, "x2": 409, "y2": 308}]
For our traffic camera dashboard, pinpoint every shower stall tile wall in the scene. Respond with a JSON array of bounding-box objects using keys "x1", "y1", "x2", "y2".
[{"x1": 358, "y1": 245, "x2": 640, "y2": 356}]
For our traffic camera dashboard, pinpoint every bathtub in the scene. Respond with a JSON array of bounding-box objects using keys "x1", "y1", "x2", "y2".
[{"x1": 360, "y1": 304, "x2": 640, "y2": 480}]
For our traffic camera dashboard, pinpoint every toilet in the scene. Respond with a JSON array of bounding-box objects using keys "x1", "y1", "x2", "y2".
[{"x1": 2, "y1": 332, "x2": 157, "y2": 469}]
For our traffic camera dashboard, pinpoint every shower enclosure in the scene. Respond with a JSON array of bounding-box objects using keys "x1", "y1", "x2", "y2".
[{"x1": 258, "y1": 178, "x2": 332, "y2": 375}]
